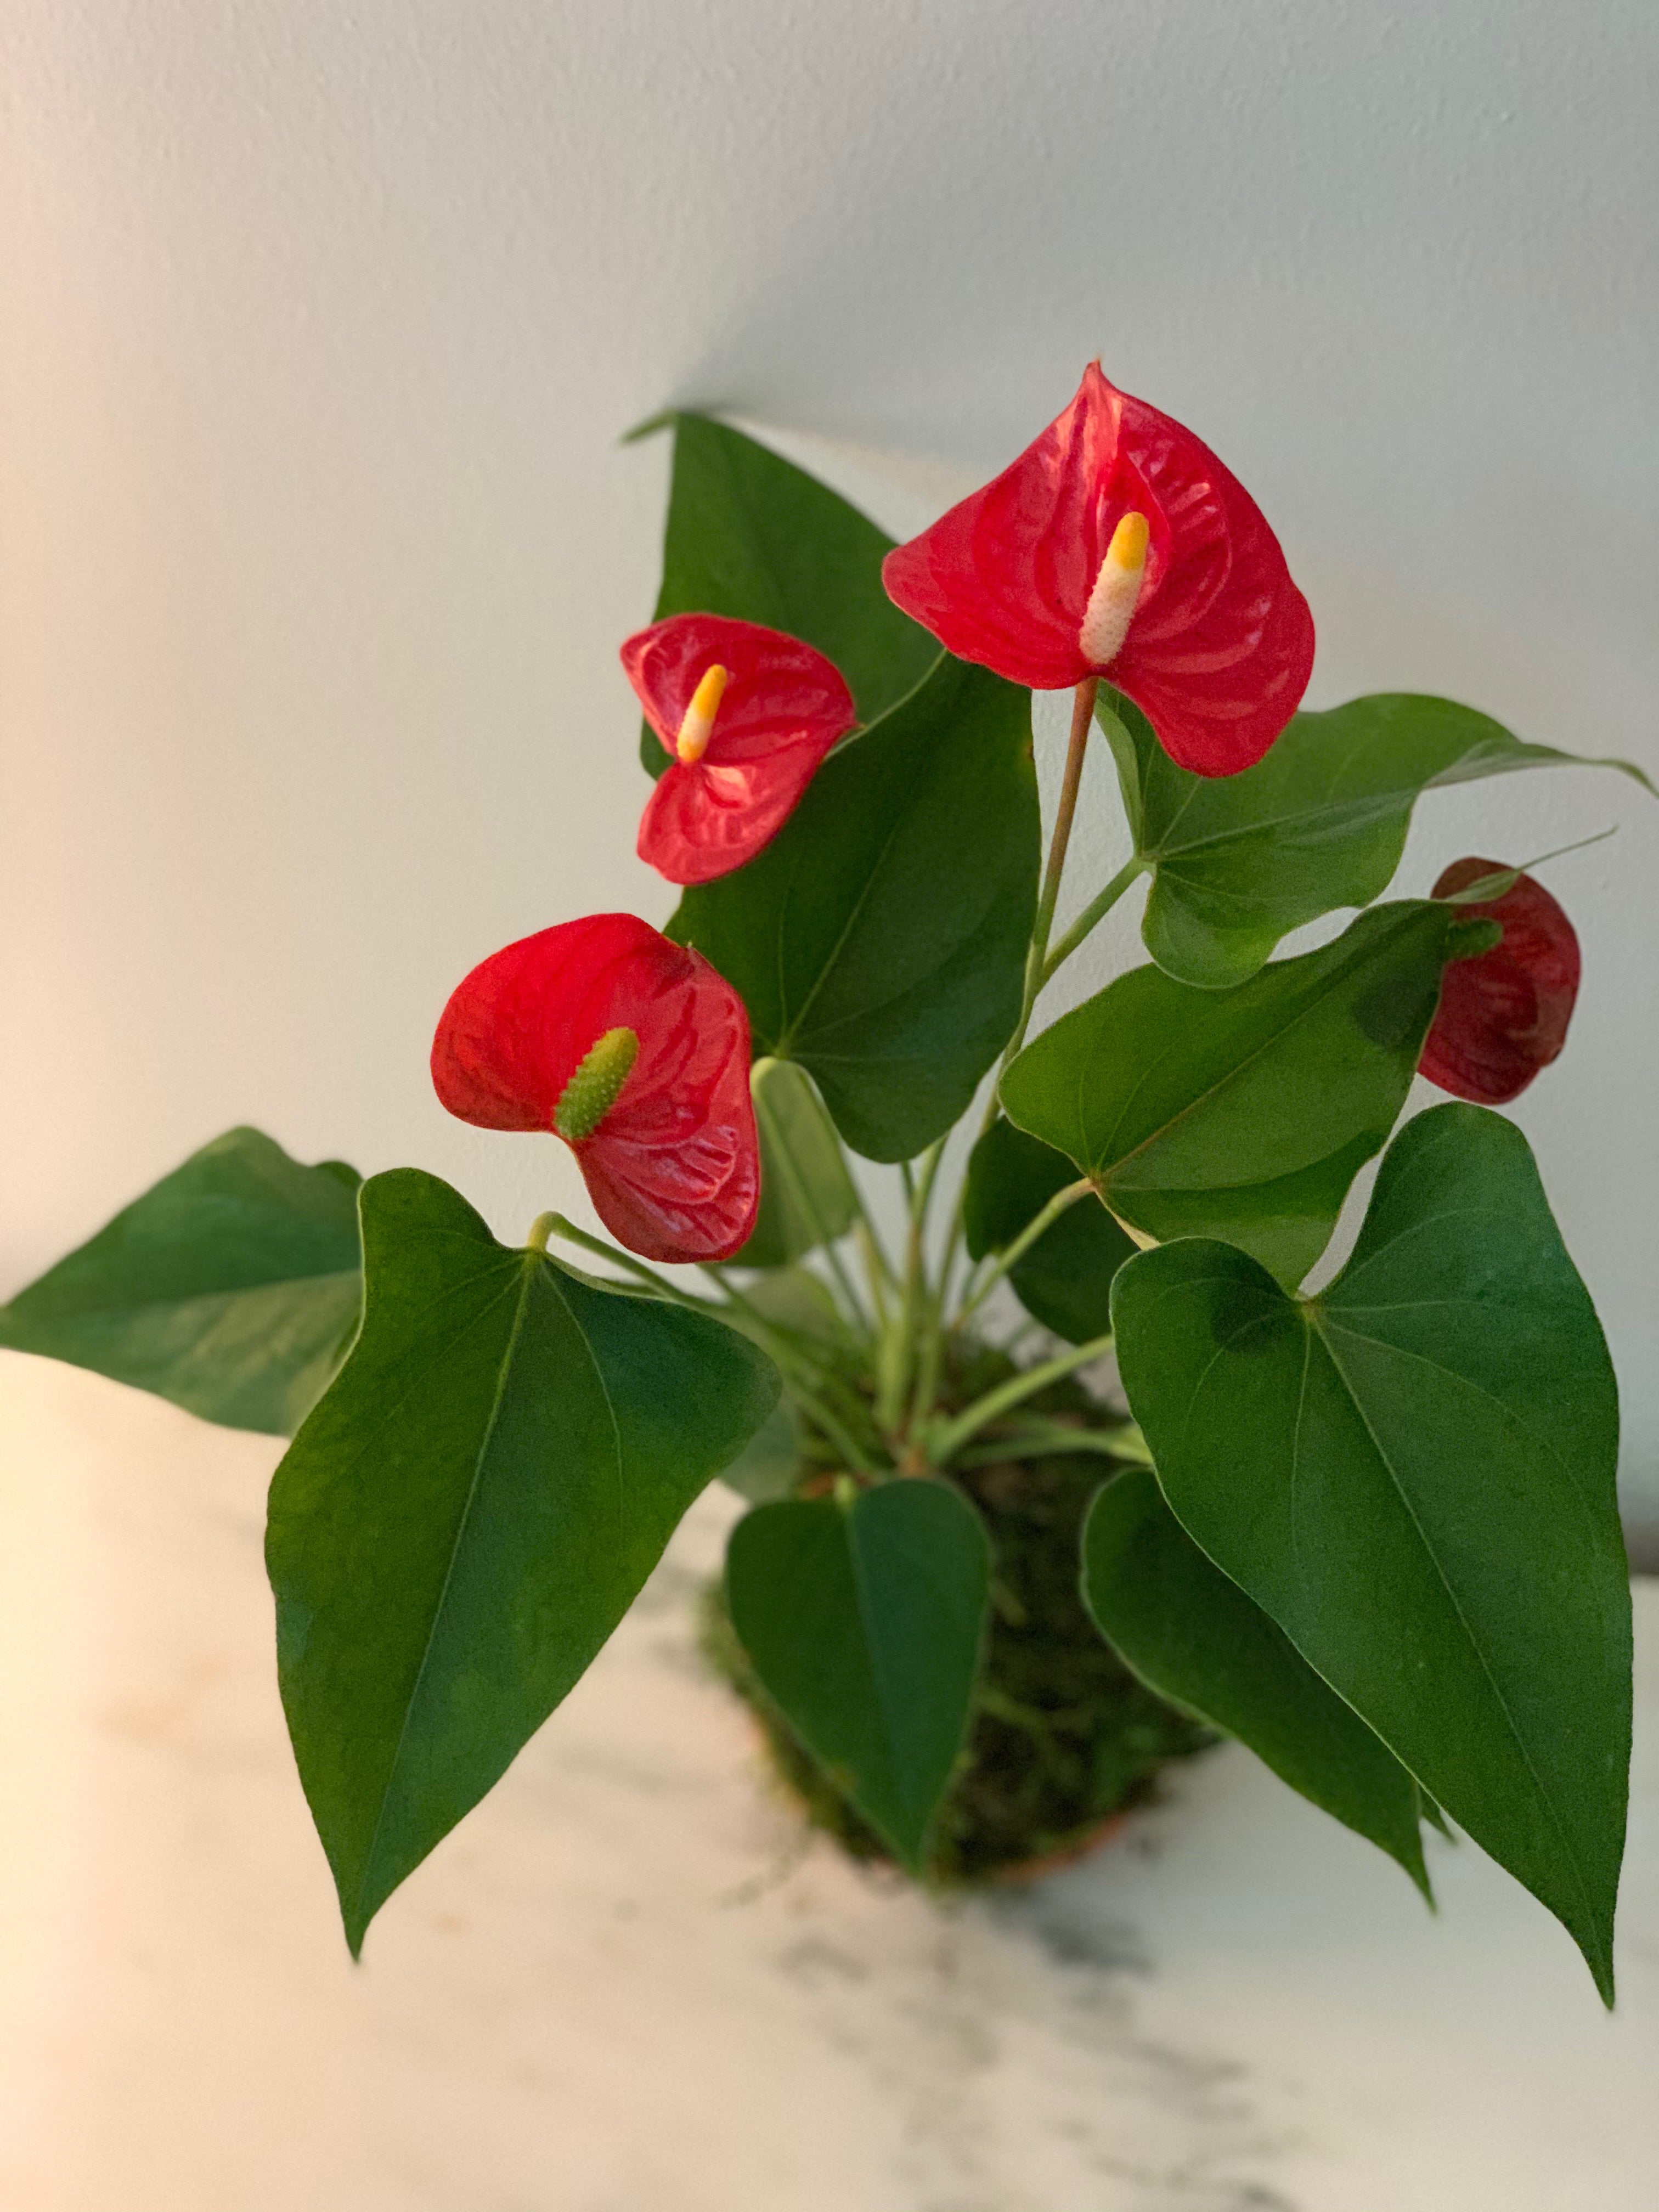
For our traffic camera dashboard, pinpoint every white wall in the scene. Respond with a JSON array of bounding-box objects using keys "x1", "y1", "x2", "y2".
[{"x1": 3, "y1": 2, "x2": 1655, "y2": 1521}]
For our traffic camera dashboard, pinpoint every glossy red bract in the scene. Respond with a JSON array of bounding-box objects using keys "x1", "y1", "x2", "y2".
[
  {"x1": 626, "y1": 614, "x2": 857, "y2": 884},
  {"x1": 431, "y1": 913, "x2": 759, "y2": 1262},
  {"x1": 881, "y1": 362, "x2": 1314, "y2": 777},
  {"x1": 1419, "y1": 860, "x2": 1581, "y2": 1105}
]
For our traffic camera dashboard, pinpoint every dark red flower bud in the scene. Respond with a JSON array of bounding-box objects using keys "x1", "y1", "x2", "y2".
[
  {"x1": 1419, "y1": 860, "x2": 1581, "y2": 1105},
  {"x1": 625, "y1": 614, "x2": 857, "y2": 884},
  {"x1": 432, "y1": 913, "x2": 759, "y2": 1262},
  {"x1": 881, "y1": 362, "x2": 1314, "y2": 777}
]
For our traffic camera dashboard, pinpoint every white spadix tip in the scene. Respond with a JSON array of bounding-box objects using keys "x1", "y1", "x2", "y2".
[
  {"x1": 1078, "y1": 511, "x2": 1149, "y2": 669},
  {"x1": 675, "y1": 664, "x2": 729, "y2": 764}
]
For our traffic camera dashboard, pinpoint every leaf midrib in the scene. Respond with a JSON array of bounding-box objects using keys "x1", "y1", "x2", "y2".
[
  {"x1": 1308, "y1": 1313, "x2": 1609, "y2": 1982},
  {"x1": 1090, "y1": 906, "x2": 1434, "y2": 1186},
  {"x1": 843, "y1": 1505, "x2": 906, "y2": 1828},
  {"x1": 8, "y1": 1263, "x2": 360, "y2": 1330},
  {"x1": 352, "y1": 1265, "x2": 610, "y2": 1938},
  {"x1": 774, "y1": 658, "x2": 952, "y2": 1053},
  {"x1": 1142, "y1": 785, "x2": 1417, "y2": 866},
  {"x1": 351, "y1": 1255, "x2": 625, "y2": 1933},
  {"x1": 348, "y1": 1260, "x2": 532, "y2": 1930}
]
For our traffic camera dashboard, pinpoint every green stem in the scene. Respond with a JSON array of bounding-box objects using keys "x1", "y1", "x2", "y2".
[
  {"x1": 1041, "y1": 855, "x2": 1146, "y2": 982},
  {"x1": 544, "y1": 1217, "x2": 881, "y2": 1472},
  {"x1": 949, "y1": 1418, "x2": 1142, "y2": 1471},
  {"x1": 951, "y1": 1177, "x2": 1093, "y2": 1331},
  {"x1": 922, "y1": 1331, "x2": 1115, "y2": 1465},
  {"x1": 701, "y1": 1265, "x2": 884, "y2": 1451},
  {"x1": 786, "y1": 1393, "x2": 882, "y2": 1478},
  {"x1": 699, "y1": 1264, "x2": 843, "y2": 1357},
  {"x1": 936, "y1": 679, "x2": 1103, "y2": 1297},
  {"x1": 907, "y1": 1278, "x2": 944, "y2": 1433},
  {"x1": 910, "y1": 1138, "x2": 947, "y2": 1254},
  {"x1": 783, "y1": 1396, "x2": 879, "y2": 1476},
  {"x1": 897, "y1": 1138, "x2": 949, "y2": 1431},
  {"x1": 1010, "y1": 675, "x2": 1098, "y2": 1062},
  {"x1": 540, "y1": 1215, "x2": 724, "y2": 1308},
  {"x1": 857, "y1": 1222, "x2": 894, "y2": 1331}
]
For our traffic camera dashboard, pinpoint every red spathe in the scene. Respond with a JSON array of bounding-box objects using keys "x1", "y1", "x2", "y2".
[
  {"x1": 626, "y1": 614, "x2": 857, "y2": 883},
  {"x1": 881, "y1": 362, "x2": 1314, "y2": 777},
  {"x1": 1419, "y1": 860, "x2": 1581, "y2": 1105},
  {"x1": 431, "y1": 913, "x2": 759, "y2": 1262}
]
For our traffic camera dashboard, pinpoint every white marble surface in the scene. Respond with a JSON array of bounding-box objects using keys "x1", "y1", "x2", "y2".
[{"x1": 1, "y1": 1348, "x2": 1654, "y2": 2212}]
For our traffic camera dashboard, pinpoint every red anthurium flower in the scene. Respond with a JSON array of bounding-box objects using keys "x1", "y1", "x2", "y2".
[
  {"x1": 1419, "y1": 860, "x2": 1581, "y2": 1105},
  {"x1": 881, "y1": 362, "x2": 1315, "y2": 777},
  {"x1": 624, "y1": 614, "x2": 858, "y2": 884},
  {"x1": 431, "y1": 913, "x2": 759, "y2": 1262}
]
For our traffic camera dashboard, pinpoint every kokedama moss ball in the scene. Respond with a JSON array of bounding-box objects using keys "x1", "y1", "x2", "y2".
[{"x1": 703, "y1": 1446, "x2": 1214, "y2": 1883}]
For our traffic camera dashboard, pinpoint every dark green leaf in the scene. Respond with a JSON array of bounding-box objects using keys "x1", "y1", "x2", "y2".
[
  {"x1": 1082, "y1": 1469, "x2": 1429, "y2": 1893},
  {"x1": 1111, "y1": 1105, "x2": 1629, "y2": 2001},
  {"x1": 635, "y1": 411, "x2": 938, "y2": 776},
  {"x1": 0, "y1": 1126, "x2": 361, "y2": 1435},
  {"x1": 736, "y1": 1058, "x2": 859, "y2": 1268},
  {"x1": 963, "y1": 1118, "x2": 1135, "y2": 1343},
  {"x1": 726, "y1": 1477, "x2": 991, "y2": 1870},
  {"x1": 267, "y1": 1169, "x2": 780, "y2": 1954},
  {"x1": 1000, "y1": 900, "x2": 1472, "y2": 1286},
  {"x1": 1102, "y1": 686, "x2": 1652, "y2": 989},
  {"x1": 672, "y1": 654, "x2": 1039, "y2": 1161}
]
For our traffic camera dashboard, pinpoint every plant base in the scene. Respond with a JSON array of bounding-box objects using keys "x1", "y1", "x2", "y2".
[{"x1": 703, "y1": 1451, "x2": 1215, "y2": 1885}]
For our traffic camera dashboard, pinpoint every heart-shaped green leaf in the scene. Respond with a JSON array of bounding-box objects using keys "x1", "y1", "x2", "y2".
[
  {"x1": 672, "y1": 653, "x2": 1039, "y2": 1162},
  {"x1": 725, "y1": 1477, "x2": 991, "y2": 1870},
  {"x1": 1111, "y1": 1104, "x2": 1629, "y2": 2001},
  {"x1": 1001, "y1": 900, "x2": 1475, "y2": 1286},
  {"x1": 0, "y1": 1126, "x2": 362, "y2": 1435},
  {"x1": 736, "y1": 1058, "x2": 859, "y2": 1268},
  {"x1": 267, "y1": 1169, "x2": 780, "y2": 1954},
  {"x1": 1082, "y1": 1469, "x2": 1429, "y2": 1893},
  {"x1": 633, "y1": 411, "x2": 938, "y2": 776},
  {"x1": 962, "y1": 1118, "x2": 1135, "y2": 1343},
  {"x1": 1102, "y1": 686, "x2": 1651, "y2": 988}
]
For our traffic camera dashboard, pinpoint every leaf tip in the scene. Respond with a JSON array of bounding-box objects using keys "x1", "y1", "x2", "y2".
[
  {"x1": 620, "y1": 407, "x2": 681, "y2": 445},
  {"x1": 1585, "y1": 1929, "x2": 1617, "y2": 2010}
]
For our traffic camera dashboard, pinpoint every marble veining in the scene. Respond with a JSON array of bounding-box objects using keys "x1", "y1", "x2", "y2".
[{"x1": 1, "y1": 1350, "x2": 1654, "y2": 2211}]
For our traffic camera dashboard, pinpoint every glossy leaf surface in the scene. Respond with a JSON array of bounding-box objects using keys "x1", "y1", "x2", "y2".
[
  {"x1": 672, "y1": 654, "x2": 1039, "y2": 1161},
  {"x1": 1111, "y1": 1105, "x2": 1629, "y2": 2001},
  {"x1": 962, "y1": 1118, "x2": 1135, "y2": 1342},
  {"x1": 726, "y1": 1478, "x2": 991, "y2": 1870},
  {"x1": 1083, "y1": 1470, "x2": 1428, "y2": 1892},
  {"x1": 1103, "y1": 687, "x2": 1650, "y2": 989},
  {"x1": 0, "y1": 1126, "x2": 360, "y2": 1435},
  {"x1": 268, "y1": 1169, "x2": 780, "y2": 1953},
  {"x1": 636, "y1": 411, "x2": 937, "y2": 775},
  {"x1": 737, "y1": 1058, "x2": 859, "y2": 1268},
  {"x1": 1000, "y1": 900, "x2": 1474, "y2": 1286}
]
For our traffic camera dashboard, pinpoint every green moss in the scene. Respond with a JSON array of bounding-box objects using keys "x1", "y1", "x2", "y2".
[{"x1": 702, "y1": 1445, "x2": 1215, "y2": 1884}]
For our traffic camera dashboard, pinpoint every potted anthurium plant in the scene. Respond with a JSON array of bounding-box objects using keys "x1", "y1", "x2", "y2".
[{"x1": 4, "y1": 365, "x2": 1646, "y2": 2004}]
